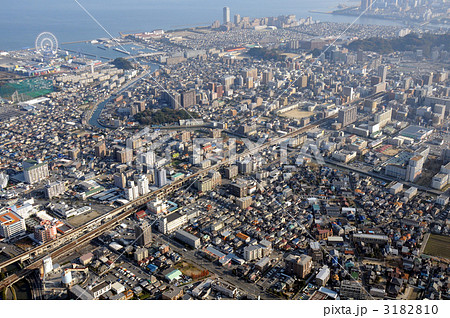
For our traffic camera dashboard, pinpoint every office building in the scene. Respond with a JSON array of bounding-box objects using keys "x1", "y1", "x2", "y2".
[
  {"x1": 34, "y1": 220, "x2": 57, "y2": 243},
  {"x1": 135, "y1": 220, "x2": 152, "y2": 247},
  {"x1": 0, "y1": 210, "x2": 26, "y2": 239},
  {"x1": 23, "y1": 160, "x2": 49, "y2": 184},
  {"x1": 69, "y1": 148, "x2": 80, "y2": 160},
  {"x1": 155, "y1": 168, "x2": 167, "y2": 187},
  {"x1": 45, "y1": 181, "x2": 65, "y2": 199},
  {"x1": 158, "y1": 211, "x2": 187, "y2": 234},
  {"x1": 136, "y1": 174, "x2": 150, "y2": 196},
  {"x1": 431, "y1": 173, "x2": 448, "y2": 190},
  {"x1": 95, "y1": 142, "x2": 106, "y2": 158},
  {"x1": 285, "y1": 254, "x2": 312, "y2": 279},
  {"x1": 182, "y1": 90, "x2": 196, "y2": 107},
  {"x1": 234, "y1": 14, "x2": 241, "y2": 24},
  {"x1": 340, "y1": 280, "x2": 367, "y2": 299},
  {"x1": 223, "y1": 7, "x2": 230, "y2": 24},
  {"x1": 224, "y1": 165, "x2": 238, "y2": 179},
  {"x1": 114, "y1": 173, "x2": 127, "y2": 189},
  {"x1": 378, "y1": 65, "x2": 387, "y2": 82},
  {"x1": 338, "y1": 106, "x2": 357, "y2": 127}
]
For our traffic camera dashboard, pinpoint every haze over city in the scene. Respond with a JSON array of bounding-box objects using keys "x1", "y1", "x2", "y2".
[{"x1": 0, "y1": 0, "x2": 449, "y2": 315}]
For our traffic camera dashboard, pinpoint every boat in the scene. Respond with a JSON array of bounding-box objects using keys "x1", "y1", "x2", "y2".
[
  {"x1": 97, "y1": 46, "x2": 107, "y2": 50},
  {"x1": 113, "y1": 48, "x2": 131, "y2": 55}
]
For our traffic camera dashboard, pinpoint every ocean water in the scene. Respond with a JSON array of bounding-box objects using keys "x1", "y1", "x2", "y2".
[{"x1": 0, "y1": 0, "x2": 403, "y2": 52}]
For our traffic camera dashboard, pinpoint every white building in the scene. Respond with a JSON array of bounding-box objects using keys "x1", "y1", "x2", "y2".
[
  {"x1": 316, "y1": 266, "x2": 330, "y2": 286},
  {"x1": 23, "y1": 160, "x2": 49, "y2": 184},
  {"x1": 43, "y1": 256, "x2": 53, "y2": 275},
  {"x1": 431, "y1": 173, "x2": 448, "y2": 190},
  {"x1": 147, "y1": 199, "x2": 167, "y2": 214},
  {"x1": 158, "y1": 211, "x2": 187, "y2": 234},
  {"x1": 136, "y1": 175, "x2": 149, "y2": 196},
  {"x1": 91, "y1": 281, "x2": 111, "y2": 299},
  {"x1": 45, "y1": 181, "x2": 66, "y2": 199},
  {"x1": 0, "y1": 172, "x2": 8, "y2": 189},
  {"x1": 11, "y1": 199, "x2": 35, "y2": 219},
  {"x1": 0, "y1": 210, "x2": 26, "y2": 239},
  {"x1": 125, "y1": 181, "x2": 139, "y2": 201}
]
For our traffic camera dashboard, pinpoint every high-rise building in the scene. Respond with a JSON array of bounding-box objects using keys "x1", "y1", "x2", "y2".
[
  {"x1": 406, "y1": 155, "x2": 424, "y2": 182},
  {"x1": 0, "y1": 210, "x2": 26, "y2": 239},
  {"x1": 181, "y1": 90, "x2": 196, "y2": 107},
  {"x1": 378, "y1": 65, "x2": 387, "y2": 82},
  {"x1": 296, "y1": 75, "x2": 308, "y2": 88},
  {"x1": 23, "y1": 160, "x2": 49, "y2": 184},
  {"x1": 136, "y1": 174, "x2": 150, "y2": 196},
  {"x1": 139, "y1": 151, "x2": 155, "y2": 168},
  {"x1": 135, "y1": 220, "x2": 152, "y2": 247},
  {"x1": 262, "y1": 70, "x2": 273, "y2": 85},
  {"x1": 223, "y1": 7, "x2": 230, "y2": 24},
  {"x1": 125, "y1": 181, "x2": 139, "y2": 201},
  {"x1": 166, "y1": 91, "x2": 181, "y2": 109},
  {"x1": 114, "y1": 173, "x2": 127, "y2": 189},
  {"x1": 342, "y1": 86, "x2": 354, "y2": 100},
  {"x1": 95, "y1": 142, "x2": 106, "y2": 158},
  {"x1": 69, "y1": 148, "x2": 80, "y2": 160},
  {"x1": 34, "y1": 220, "x2": 57, "y2": 243},
  {"x1": 360, "y1": 0, "x2": 369, "y2": 10},
  {"x1": 45, "y1": 181, "x2": 66, "y2": 199},
  {"x1": 0, "y1": 172, "x2": 8, "y2": 190},
  {"x1": 224, "y1": 165, "x2": 238, "y2": 179},
  {"x1": 338, "y1": 106, "x2": 358, "y2": 127},
  {"x1": 234, "y1": 14, "x2": 241, "y2": 24},
  {"x1": 374, "y1": 108, "x2": 392, "y2": 127},
  {"x1": 155, "y1": 168, "x2": 167, "y2": 187},
  {"x1": 116, "y1": 148, "x2": 133, "y2": 164}
]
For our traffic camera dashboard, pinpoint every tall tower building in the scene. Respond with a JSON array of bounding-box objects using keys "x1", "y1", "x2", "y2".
[
  {"x1": 155, "y1": 168, "x2": 167, "y2": 187},
  {"x1": 223, "y1": 7, "x2": 230, "y2": 24},
  {"x1": 140, "y1": 151, "x2": 155, "y2": 168},
  {"x1": 234, "y1": 14, "x2": 241, "y2": 25},
  {"x1": 135, "y1": 221, "x2": 152, "y2": 247},
  {"x1": 338, "y1": 106, "x2": 358, "y2": 127},
  {"x1": 378, "y1": 65, "x2": 387, "y2": 82}
]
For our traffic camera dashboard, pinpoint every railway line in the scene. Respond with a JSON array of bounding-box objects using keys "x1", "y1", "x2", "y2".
[{"x1": 0, "y1": 114, "x2": 336, "y2": 290}]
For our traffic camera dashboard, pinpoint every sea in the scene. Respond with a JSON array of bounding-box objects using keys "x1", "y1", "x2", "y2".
[{"x1": 0, "y1": 0, "x2": 404, "y2": 52}]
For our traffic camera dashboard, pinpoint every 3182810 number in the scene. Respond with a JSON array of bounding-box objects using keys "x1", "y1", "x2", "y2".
[{"x1": 383, "y1": 305, "x2": 438, "y2": 315}]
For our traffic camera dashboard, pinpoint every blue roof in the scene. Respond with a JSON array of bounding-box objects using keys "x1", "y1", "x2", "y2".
[{"x1": 147, "y1": 264, "x2": 158, "y2": 272}]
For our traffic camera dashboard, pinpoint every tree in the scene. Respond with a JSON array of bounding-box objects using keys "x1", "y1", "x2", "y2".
[{"x1": 112, "y1": 57, "x2": 134, "y2": 70}]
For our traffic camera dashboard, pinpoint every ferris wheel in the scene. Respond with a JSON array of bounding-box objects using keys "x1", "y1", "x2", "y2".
[{"x1": 35, "y1": 32, "x2": 59, "y2": 56}]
